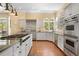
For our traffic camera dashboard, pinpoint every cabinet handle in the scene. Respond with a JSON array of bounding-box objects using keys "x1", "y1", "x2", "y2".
[
  {"x1": 26, "y1": 44, "x2": 27, "y2": 46},
  {"x1": 17, "y1": 46, "x2": 19, "y2": 48},
  {"x1": 19, "y1": 51, "x2": 21, "y2": 53},
  {"x1": 76, "y1": 40, "x2": 78, "y2": 42}
]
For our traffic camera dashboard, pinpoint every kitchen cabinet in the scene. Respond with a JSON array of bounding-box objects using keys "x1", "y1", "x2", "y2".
[
  {"x1": 64, "y1": 3, "x2": 79, "y2": 18},
  {"x1": 57, "y1": 35, "x2": 64, "y2": 51},
  {"x1": 0, "y1": 46, "x2": 13, "y2": 56},
  {"x1": 71, "y1": 4, "x2": 79, "y2": 15},
  {"x1": 64, "y1": 4, "x2": 72, "y2": 18},
  {"x1": 26, "y1": 20, "x2": 36, "y2": 40},
  {"x1": 19, "y1": 19, "x2": 27, "y2": 34},
  {"x1": 21, "y1": 34, "x2": 32, "y2": 56},
  {"x1": 20, "y1": 42, "x2": 26, "y2": 56},
  {"x1": 36, "y1": 32, "x2": 53, "y2": 41},
  {"x1": 36, "y1": 32, "x2": 46, "y2": 40},
  {"x1": 13, "y1": 34, "x2": 32, "y2": 56},
  {"x1": 25, "y1": 38, "x2": 32, "y2": 55},
  {"x1": 0, "y1": 34, "x2": 32, "y2": 56},
  {"x1": 53, "y1": 33, "x2": 58, "y2": 44},
  {"x1": 13, "y1": 42, "x2": 21, "y2": 56}
]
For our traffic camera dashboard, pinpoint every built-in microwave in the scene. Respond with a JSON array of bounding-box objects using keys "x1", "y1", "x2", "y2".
[
  {"x1": 66, "y1": 25, "x2": 74, "y2": 31},
  {"x1": 64, "y1": 15, "x2": 79, "y2": 36}
]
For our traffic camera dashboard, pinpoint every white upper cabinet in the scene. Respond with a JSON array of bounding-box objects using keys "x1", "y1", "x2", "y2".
[
  {"x1": 64, "y1": 3, "x2": 79, "y2": 18},
  {"x1": 71, "y1": 4, "x2": 79, "y2": 15},
  {"x1": 64, "y1": 4, "x2": 72, "y2": 17}
]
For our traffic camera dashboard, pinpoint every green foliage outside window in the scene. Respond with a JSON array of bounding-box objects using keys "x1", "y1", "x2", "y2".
[
  {"x1": 0, "y1": 23, "x2": 7, "y2": 29},
  {"x1": 50, "y1": 22, "x2": 53, "y2": 30},
  {"x1": 44, "y1": 22, "x2": 49, "y2": 30},
  {"x1": 44, "y1": 21, "x2": 53, "y2": 31}
]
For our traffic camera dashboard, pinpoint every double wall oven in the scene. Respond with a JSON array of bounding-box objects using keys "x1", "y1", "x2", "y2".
[
  {"x1": 64, "y1": 14, "x2": 79, "y2": 56},
  {"x1": 64, "y1": 35, "x2": 79, "y2": 55}
]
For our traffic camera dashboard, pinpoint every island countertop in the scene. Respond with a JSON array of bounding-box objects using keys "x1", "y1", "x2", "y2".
[
  {"x1": 0, "y1": 33, "x2": 28, "y2": 39},
  {"x1": 0, "y1": 33, "x2": 30, "y2": 53}
]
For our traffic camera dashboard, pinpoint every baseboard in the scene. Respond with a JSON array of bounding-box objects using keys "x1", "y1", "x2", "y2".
[
  {"x1": 33, "y1": 39, "x2": 52, "y2": 41},
  {"x1": 27, "y1": 46, "x2": 32, "y2": 56}
]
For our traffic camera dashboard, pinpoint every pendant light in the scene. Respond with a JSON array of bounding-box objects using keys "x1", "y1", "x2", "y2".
[
  {"x1": 14, "y1": 9, "x2": 18, "y2": 16},
  {"x1": 15, "y1": 11, "x2": 18, "y2": 16},
  {"x1": 5, "y1": 3, "x2": 9, "y2": 10},
  {"x1": 10, "y1": 5, "x2": 14, "y2": 13},
  {"x1": 0, "y1": 3, "x2": 2, "y2": 6},
  {"x1": 0, "y1": 3, "x2": 5, "y2": 11},
  {"x1": 11, "y1": 7, "x2": 14, "y2": 13}
]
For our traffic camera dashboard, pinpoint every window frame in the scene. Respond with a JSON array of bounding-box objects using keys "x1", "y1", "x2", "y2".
[{"x1": 43, "y1": 19, "x2": 54, "y2": 32}]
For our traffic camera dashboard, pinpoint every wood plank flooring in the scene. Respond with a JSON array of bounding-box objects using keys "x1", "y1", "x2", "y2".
[{"x1": 29, "y1": 40, "x2": 66, "y2": 56}]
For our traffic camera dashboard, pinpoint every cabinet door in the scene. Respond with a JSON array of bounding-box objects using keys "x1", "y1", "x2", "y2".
[
  {"x1": 13, "y1": 42, "x2": 21, "y2": 56},
  {"x1": 53, "y1": 34, "x2": 58, "y2": 44},
  {"x1": 25, "y1": 37, "x2": 32, "y2": 55},
  {"x1": 20, "y1": 45, "x2": 25, "y2": 56},
  {"x1": 70, "y1": 3, "x2": 79, "y2": 15},
  {"x1": 64, "y1": 4, "x2": 72, "y2": 17},
  {"x1": 36, "y1": 33, "x2": 44, "y2": 40},
  {"x1": 0, "y1": 46, "x2": 13, "y2": 56},
  {"x1": 64, "y1": 3, "x2": 79, "y2": 18},
  {"x1": 19, "y1": 34, "x2": 32, "y2": 56},
  {"x1": 13, "y1": 42, "x2": 27, "y2": 56},
  {"x1": 58, "y1": 35, "x2": 64, "y2": 51},
  {"x1": 36, "y1": 32, "x2": 49, "y2": 40},
  {"x1": 21, "y1": 39, "x2": 31, "y2": 56}
]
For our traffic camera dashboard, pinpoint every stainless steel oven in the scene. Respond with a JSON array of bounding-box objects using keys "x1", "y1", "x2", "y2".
[
  {"x1": 64, "y1": 14, "x2": 79, "y2": 36},
  {"x1": 64, "y1": 35, "x2": 79, "y2": 55},
  {"x1": 64, "y1": 14, "x2": 79, "y2": 56}
]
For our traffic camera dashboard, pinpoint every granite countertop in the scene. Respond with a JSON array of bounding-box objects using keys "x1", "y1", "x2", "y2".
[
  {"x1": 0, "y1": 40, "x2": 19, "y2": 52},
  {"x1": 54, "y1": 32, "x2": 64, "y2": 36},
  {"x1": 0, "y1": 33, "x2": 29, "y2": 53},
  {"x1": 0, "y1": 33, "x2": 28, "y2": 39},
  {"x1": 54, "y1": 32, "x2": 78, "y2": 39}
]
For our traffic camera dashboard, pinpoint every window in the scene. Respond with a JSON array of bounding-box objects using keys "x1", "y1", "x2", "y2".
[
  {"x1": 0, "y1": 18, "x2": 9, "y2": 45},
  {"x1": 43, "y1": 19, "x2": 53, "y2": 32}
]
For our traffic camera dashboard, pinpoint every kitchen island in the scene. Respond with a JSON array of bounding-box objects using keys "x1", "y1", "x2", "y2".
[{"x1": 0, "y1": 34, "x2": 32, "y2": 56}]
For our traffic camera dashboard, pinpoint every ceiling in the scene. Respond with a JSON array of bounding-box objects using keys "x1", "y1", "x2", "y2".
[{"x1": 11, "y1": 3, "x2": 64, "y2": 13}]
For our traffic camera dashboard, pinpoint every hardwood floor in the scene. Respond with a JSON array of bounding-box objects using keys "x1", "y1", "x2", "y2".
[{"x1": 29, "y1": 40, "x2": 66, "y2": 56}]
